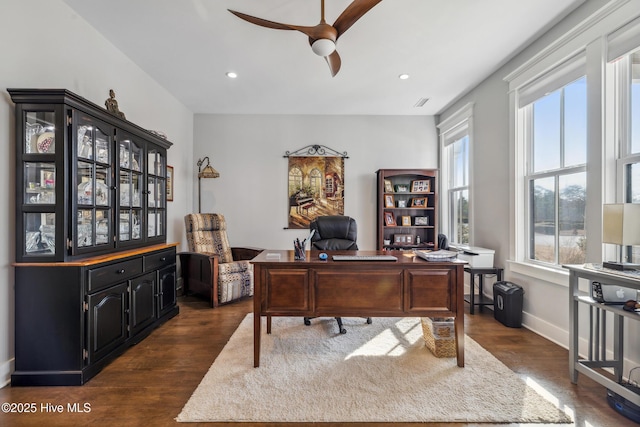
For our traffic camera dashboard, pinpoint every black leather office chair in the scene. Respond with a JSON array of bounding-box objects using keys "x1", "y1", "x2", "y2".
[{"x1": 304, "y1": 215, "x2": 371, "y2": 334}]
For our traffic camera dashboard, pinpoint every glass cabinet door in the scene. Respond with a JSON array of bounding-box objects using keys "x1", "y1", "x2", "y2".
[
  {"x1": 74, "y1": 116, "x2": 113, "y2": 251},
  {"x1": 22, "y1": 110, "x2": 57, "y2": 258},
  {"x1": 118, "y1": 134, "x2": 143, "y2": 243},
  {"x1": 147, "y1": 148, "x2": 166, "y2": 239}
]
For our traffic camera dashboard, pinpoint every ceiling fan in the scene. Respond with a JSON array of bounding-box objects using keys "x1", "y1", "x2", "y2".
[{"x1": 228, "y1": 0, "x2": 383, "y2": 77}]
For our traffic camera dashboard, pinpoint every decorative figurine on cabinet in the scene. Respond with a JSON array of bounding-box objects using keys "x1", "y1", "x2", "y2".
[{"x1": 105, "y1": 89, "x2": 126, "y2": 119}]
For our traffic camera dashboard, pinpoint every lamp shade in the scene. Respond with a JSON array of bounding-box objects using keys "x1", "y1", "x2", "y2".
[
  {"x1": 602, "y1": 203, "x2": 640, "y2": 246},
  {"x1": 198, "y1": 164, "x2": 220, "y2": 179}
]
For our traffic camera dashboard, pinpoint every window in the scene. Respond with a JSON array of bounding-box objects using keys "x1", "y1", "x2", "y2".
[
  {"x1": 523, "y1": 76, "x2": 587, "y2": 265},
  {"x1": 309, "y1": 168, "x2": 322, "y2": 196},
  {"x1": 612, "y1": 49, "x2": 640, "y2": 263},
  {"x1": 448, "y1": 135, "x2": 469, "y2": 244},
  {"x1": 288, "y1": 167, "x2": 302, "y2": 196},
  {"x1": 438, "y1": 104, "x2": 473, "y2": 246}
]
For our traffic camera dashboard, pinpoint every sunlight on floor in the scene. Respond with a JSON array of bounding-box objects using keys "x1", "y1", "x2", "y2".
[
  {"x1": 344, "y1": 319, "x2": 422, "y2": 360},
  {"x1": 525, "y1": 376, "x2": 576, "y2": 423}
]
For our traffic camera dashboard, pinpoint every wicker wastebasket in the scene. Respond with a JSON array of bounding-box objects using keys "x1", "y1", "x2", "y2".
[{"x1": 421, "y1": 317, "x2": 456, "y2": 358}]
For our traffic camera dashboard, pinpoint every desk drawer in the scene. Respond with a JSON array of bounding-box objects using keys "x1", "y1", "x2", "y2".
[
  {"x1": 145, "y1": 249, "x2": 175, "y2": 271},
  {"x1": 88, "y1": 258, "x2": 143, "y2": 293}
]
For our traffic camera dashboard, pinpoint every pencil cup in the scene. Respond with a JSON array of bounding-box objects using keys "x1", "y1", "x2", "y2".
[{"x1": 294, "y1": 245, "x2": 306, "y2": 261}]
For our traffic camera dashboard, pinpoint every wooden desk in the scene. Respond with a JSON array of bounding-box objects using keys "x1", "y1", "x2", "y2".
[{"x1": 251, "y1": 250, "x2": 465, "y2": 367}]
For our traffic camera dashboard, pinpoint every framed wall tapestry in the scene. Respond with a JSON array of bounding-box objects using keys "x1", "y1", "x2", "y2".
[{"x1": 285, "y1": 144, "x2": 347, "y2": 229}]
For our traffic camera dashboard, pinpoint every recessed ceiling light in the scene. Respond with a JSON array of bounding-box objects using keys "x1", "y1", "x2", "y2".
[
  {"x1": 226, "y1": 72, "x2": 238, "y2": 79},
  {"x1": 399, "y1": 74, "x2": 410, "y2": 80}
]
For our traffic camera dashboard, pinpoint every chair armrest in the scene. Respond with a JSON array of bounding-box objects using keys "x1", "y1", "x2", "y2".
[
  {"x1": 231, "y1": 247, "x2": 264, "y2": 261},
  {"x1": 177, "y1": 251, "x2": 220, "y2": 307}
]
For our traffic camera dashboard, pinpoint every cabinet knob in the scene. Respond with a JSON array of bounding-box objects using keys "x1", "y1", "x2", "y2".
[
  {"x1": 160, "y1": 257, "x2": 166, "y2": 261},
  {"x1": 117, "y1": 269, "x2": 125, "y2": 274}
]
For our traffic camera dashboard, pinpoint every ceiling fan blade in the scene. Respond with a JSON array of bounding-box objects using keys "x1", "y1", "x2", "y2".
[
  {"x1": 333, "y1": 0, "x2": 383, "y2": 39},
  {"x1": 325, "y1": 50, "x2": 342, "y2": 77},
  {"x1": 228, "y1": 9, "x2": 317, "y2": 38},
  {"x1": 228, "y1": 9, "x2": 293, "y2": 30}
]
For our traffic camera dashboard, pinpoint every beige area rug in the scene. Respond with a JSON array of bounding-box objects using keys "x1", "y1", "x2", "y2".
[{"x1": 177, "y1": 314, "x2": 573, "y2": 423}]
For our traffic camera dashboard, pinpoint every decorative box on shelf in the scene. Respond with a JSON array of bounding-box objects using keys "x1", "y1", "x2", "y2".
[{"x1": 421, "y1": 317, "x2": 456, "y2": 358}]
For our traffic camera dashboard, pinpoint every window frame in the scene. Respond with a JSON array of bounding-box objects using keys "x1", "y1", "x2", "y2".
[
  {"x1": 522, "y1": 77, "x2": 588, "y2": 267},
  {"x1": 438, "y1": 103, "x2": 473, "y2": 246}
]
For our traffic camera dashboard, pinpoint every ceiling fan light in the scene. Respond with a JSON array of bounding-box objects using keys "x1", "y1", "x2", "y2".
[{"x1": 311, "y1": 39, "x2": 335, "y2": 57}]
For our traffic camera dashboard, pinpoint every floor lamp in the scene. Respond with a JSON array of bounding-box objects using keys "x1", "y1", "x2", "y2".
[
  {"x1": 602, "y1": 203, "x2": 640, "y2": 270},
  {"x1": 197, "y1": 156, "x2": 220, "y2": 213}
]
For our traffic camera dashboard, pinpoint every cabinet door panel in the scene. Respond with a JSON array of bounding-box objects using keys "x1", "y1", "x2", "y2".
[
  {"x1": 264, "y1": 269, "x2": 309, "y2": 312},
  {"x1": 158, "y1": 265, "x2": 177, "y2": 317},
  {"x1": 314, "y1": 270, "x2": 403, "y2": 312},
  {"x1": 87, "y1": 282, "x2": 128, "y2": 364},
  {"x1": 130, "y1": 272, "x2": 157, "y2": 335},
  {"x1": 406, "y1": 268, "x2": 455, "y2": 312}
]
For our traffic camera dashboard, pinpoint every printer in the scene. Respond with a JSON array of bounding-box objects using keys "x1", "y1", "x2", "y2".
[{"x1": 449, "y1": 244, "x2": 495, "y2": 268}]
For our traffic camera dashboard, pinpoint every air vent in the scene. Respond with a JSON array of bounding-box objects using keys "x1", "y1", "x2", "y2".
[{"x1": 414, "y1": 98, "x2": 430, "y2": 108}]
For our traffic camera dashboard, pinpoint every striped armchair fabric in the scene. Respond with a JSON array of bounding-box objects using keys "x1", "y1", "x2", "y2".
[{"x1": 182, "y1": 213, "x2": 259, "y2": 306}]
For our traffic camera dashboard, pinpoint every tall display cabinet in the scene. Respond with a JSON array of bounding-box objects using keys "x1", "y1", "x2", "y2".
[
  {"x1": 376, "y1": 169, "x2": 438, "y2": 251},
  {"x1": 9, "y1": 89, "x2": 178, "y2": 386}
]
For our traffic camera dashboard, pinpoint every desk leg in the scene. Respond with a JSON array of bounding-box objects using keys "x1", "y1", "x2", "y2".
[
  {"x1": 469, "y1": 274, "x2": 475, "y2": 315},
  {"x1": 254, "y1": 312, "x2": 261, "y2": 367},
  {"x1": 478, "y1": 274, "x2": 485, "y2": 313},
  {"x1": 254, "y1": 265, "x2": 262, "y2": 368},
  {"x1": 568, "y1": 270, "x2": 578, "y2": 383},
  {"x1": 455, "y1": 311, "x2": 465, "y2": 367}
]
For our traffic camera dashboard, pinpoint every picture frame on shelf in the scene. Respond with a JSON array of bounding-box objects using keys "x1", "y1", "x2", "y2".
[
  {"x1": 384, "y1": 179, "x2": 394, "y2": 193},
  {"x1": 394, "y1": 184, "x2": 409, "y2": 193},
  {"x1": 414, "y1": 216, "x2": 429, "y2": 226},
  {"x1": 410, "y1": 197, "x2": 427, "y2": 207},
  {"x1": 401, "y1": 216, "x2": 411, "y2": 226},
  {"x1": 384, "y1": 211, "x2": 396, "y2": 226},
  {"x1": 397, "y1": 199, "x2": 407, "y2": 208},
  {"x1": 384, "y1": 194, "x2": 395, "y2": 208},
  {"x1": 166, "y1": 165, "x2": 174, "y2": 202},
  {"x1": 411, "y1": 179, "x2": 430, "y2": 193},
  {"x1": 394, "y1": 234, "x2": 413, "y2": 244}
]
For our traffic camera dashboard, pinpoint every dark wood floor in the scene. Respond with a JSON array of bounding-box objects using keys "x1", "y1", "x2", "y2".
[{"x1": 0, "y1": 296, "x2": 632, "y2": 427}]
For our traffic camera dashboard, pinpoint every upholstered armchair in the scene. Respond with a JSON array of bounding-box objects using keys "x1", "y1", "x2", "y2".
[{"x1": 179, "y1": 213, "x2": 262, "y2": 307}]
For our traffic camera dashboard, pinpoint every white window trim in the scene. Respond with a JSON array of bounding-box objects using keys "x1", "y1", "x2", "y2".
[{"x1": 438, "y1": 102, "x2": 474, "y2": 245}]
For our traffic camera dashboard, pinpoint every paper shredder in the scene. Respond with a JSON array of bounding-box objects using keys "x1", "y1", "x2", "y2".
[{"x1": 493, "y1": 281, "x2": 524, "y2": 328}]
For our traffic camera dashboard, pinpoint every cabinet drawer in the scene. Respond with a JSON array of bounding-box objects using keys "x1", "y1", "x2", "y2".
[
  {"x1": 88, "y1": 258, "x2": 143, "y2": 293},
  {"x1": 145, "y1": 249, "x2": 175, "y2": 271}
]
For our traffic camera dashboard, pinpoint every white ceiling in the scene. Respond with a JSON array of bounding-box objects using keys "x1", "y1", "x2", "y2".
[{"x1": 61, "y1": 0, "x2": 584, "y2": 116}]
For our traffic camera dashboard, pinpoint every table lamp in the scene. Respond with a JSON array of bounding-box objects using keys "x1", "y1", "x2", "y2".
[{"x1": 602, "y1": 203, "x2": 640, "y2": 270}]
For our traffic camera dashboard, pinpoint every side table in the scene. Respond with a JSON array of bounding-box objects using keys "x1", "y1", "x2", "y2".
[{"x1": 464, "y1": 266, "x2": 504, "y2": 314}]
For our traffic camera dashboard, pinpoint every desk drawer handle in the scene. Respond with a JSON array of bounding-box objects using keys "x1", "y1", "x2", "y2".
[
  {"x1": 160, "y1": 257, "x2": 166, "y2": 261},
  {"x1": 117, "y1": 269, "x2": 126, "y2": 274}
]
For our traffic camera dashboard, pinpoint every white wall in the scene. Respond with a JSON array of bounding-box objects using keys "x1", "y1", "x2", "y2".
[
  {"x1": 0, "y1": 0, "x2": 194, "y2": 386},
  {"x1": 193, "y1": 114, "x2": 438, "y2": 251},
  {"x1": 438, "y1": 0, "x2": 640, "y2": 364}
]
